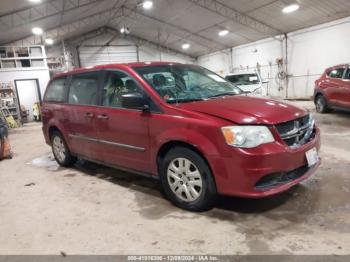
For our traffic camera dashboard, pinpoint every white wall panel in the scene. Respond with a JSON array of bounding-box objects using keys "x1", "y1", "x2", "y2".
[
  {"x1": 79, "y1": 45, "x2": 138, "y2": 67},
  {"x1": 286, "y1": 17, "x2": 350, "y2": 98},
  {"x1": 47, "y1": 33, "x2": 194, "y2": 69},
  {"x1": 198, "y1": 16, "x2": 350, "y2": 99},
  {"x1": 76, "y1": 32, "x2": 194, "y2": 66},
  {"x1": 197, "y1": 49, "x2": 232, "y2": 76},
  {"x1": 0, "y1": 68, "x2": 50, "y2": 99}
]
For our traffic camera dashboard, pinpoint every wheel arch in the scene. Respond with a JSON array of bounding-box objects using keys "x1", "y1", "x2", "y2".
[
  {"x1": 48, "y1": 125, "x2": 61, "y2": 140},
  {"x1": 156, "y1": 140, "x2": 217, "y2": 188},
  {"x1": 314, "y1": 90, "x2": 326, "y2": 103}
]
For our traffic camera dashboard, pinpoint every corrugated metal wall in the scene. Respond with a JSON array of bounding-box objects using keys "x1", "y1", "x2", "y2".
[{"x1": 79, "y1": 45, "x2": 138, "y2": 67}]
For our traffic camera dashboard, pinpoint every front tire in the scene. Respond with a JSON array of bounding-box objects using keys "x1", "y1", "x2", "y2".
[
  {"x1": 51, "y1": 131, "x2": 77, "y2": 167},
  {"x1": 315, "y1": 94, "x2": 330, "y2": 113},
  {"x1": 159, "y1": 147, "x2": 217, "y2": 211}
]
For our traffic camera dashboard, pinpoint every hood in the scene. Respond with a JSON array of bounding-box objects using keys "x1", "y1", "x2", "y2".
[{"x1": 179, "y1": 95, "x2": 307, "y2": 125}]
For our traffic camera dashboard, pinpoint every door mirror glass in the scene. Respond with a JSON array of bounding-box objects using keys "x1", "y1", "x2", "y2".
[{"x1": 121, "y1": 92, "x2": 149, "y2": 111}]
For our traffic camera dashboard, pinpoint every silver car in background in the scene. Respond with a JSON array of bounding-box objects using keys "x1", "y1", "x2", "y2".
[{"x1": 225, "y1": 71, "x2": 268, "y2": 96}]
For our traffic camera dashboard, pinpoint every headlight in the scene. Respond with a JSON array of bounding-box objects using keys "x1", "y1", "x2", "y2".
[{"x1": 221, "y1": 125, "x2": 274, "y2": 148}]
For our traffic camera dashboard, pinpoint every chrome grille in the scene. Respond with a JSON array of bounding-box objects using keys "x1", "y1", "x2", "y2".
[{"x1": 275, "y1": 114, "x2": 315, "y2": 147}]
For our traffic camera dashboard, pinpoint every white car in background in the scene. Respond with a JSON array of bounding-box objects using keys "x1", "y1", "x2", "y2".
[{"x1": 225, "y1": 71, "x2": 268, "y2": 96}]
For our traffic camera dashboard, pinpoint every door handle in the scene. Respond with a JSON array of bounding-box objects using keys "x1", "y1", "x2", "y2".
[
  {"x1": 97, "y1": 114, "x2": 109, "y2": 120},
  {"x1": 85, "y1": 112, "x2": 94, "y2": 118}
]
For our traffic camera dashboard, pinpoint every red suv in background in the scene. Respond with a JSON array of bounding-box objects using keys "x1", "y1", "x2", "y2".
[
  {"x1": 314, "y1": 64, "x2": 350, "y2": 113},
  {"x1": 42, "y1": 62, "x2": 320, "y2": 211}
]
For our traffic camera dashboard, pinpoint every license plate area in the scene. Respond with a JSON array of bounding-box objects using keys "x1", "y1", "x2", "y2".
[{"x1": 305, "y1": 147, "x2": 319, "y2": 167}]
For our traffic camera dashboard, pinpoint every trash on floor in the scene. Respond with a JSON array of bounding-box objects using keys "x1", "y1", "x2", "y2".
[
  {"x1": 24, "y1": 182, "x2": 35, "y2": 187},
  {"x1": 29, "y1": 153, "x2": 60, "y2": 171}
]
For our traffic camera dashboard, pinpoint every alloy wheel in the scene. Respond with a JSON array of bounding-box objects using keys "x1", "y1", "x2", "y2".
[
  {"x1": 316, "y1": 97, "x2": 324, "y2": 112},
  {"x1": 52, "y1": 135, "x2": 66, "y2": 163},
  {"x1": 167, "y1": 158, "x2": 203, "y2": 202}
]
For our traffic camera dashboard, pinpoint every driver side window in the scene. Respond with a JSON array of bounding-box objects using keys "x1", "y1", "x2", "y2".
[
  {"x1": 102, "y1": 71, "x2": 142, "y2": 109},
  {"x1": 345, "y1": 69, "x2": 350, "y2": 80}
]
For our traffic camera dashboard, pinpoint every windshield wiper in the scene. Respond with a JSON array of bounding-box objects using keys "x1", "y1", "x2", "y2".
[
  {"x1": 168, "y1": 98, "x2": 205, "y2": 104},
  {"x1": 208, "y1": 92, "x2": 237, "y2": 99}
]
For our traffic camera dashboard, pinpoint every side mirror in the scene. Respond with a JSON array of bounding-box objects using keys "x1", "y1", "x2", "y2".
[{"x1": 121, "y1": 92, "x2": 149, "y2": 111}]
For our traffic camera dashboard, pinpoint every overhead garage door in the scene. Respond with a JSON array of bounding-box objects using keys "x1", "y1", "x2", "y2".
[{"x1": 79, "y1": 45, "x2": 138, "y2": 67}]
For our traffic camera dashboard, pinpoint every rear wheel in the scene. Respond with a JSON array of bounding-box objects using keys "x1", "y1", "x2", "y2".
[
  {"x1": 159, "y1": 147, "x2": 217, "y2": 211},
  {"x1": 315, "y1": 94, "x2": 330, "y2": 113},
  {"x1": 51, "y1": 131, "x2": 76, "y2": 167}
]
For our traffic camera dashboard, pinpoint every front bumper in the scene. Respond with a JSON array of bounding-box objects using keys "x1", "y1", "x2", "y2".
[{"x1": 210, "y1": 127, "x2": 321, "y2": 198}]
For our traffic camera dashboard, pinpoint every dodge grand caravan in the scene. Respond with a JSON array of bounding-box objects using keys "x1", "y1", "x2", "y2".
[{"x1": 42, "y1": 62, "x2": 321, "y2": 211}]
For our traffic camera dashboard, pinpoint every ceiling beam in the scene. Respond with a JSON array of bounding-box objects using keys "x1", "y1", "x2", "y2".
[
  {"x1": 0, "y1": 0, "x2": 103, "y2": 28},
  {"x1": 120, "y1": 6, "x2": 230, "y2": 52},
  {"x1": 3, "y1": 0, "x2": 228, "y2": 57},
  {"x1": 0, "y1": 0, "x2": 56, "y2": 17},
  {"x1": 64, "y1": 27, "x2": 109, "y2": 45},
  {"x1": 5, "y1": 3, "x2": 125, "y2": 46},
  {"x1": 188, "y1": 0, "x2": 283, "y2": 36},
  {"x1": 104, "y1": 26, "x2": 196, "y2": 60}
]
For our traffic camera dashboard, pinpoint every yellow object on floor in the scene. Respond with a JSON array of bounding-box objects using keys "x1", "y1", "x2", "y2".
[
  {"x1": 5, "y1": 115, "x2": 18, "y2": 128},
  {"x1": 33, "y1": 102, "x2": 41, "y2": 121},
  {"x1": 1, "y1": 108, "x2": 18, "y2": 128}
]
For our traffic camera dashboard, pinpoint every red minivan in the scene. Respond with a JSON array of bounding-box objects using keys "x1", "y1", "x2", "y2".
[
  {"x1": 314, "y1": 64, "x2": 350, "y2": 113},
  {"x1": 42, "y1": 62, "x2": 321, "y2": 211}
]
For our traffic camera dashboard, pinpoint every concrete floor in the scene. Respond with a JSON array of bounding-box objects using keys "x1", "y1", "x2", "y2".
[{"x1": 0, "y1": 101, "x2": 349, "y2": 255}]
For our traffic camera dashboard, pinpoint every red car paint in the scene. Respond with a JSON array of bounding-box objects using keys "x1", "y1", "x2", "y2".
[
  {"x1": 314, "y1": 63, "x2": 350, "y2": 110},
  {"x1": 42, "y1": 62, "x2": 320, "y2": 198}
]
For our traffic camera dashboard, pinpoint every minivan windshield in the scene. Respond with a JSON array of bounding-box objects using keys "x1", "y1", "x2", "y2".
[
  {"x1": 133, "y1": 65, "x2": 242, "y2": 103},
  {"x1": 226, "y1": 74, "x2": 260, "y2": 85}
]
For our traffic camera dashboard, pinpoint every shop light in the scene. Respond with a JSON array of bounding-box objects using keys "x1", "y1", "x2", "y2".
[
  {"x1": 182, "y1": 43, "x2": 190, "y2": 50},
  {"x1": 45, "y1": 38, "x2": 54, "y2": 45},
  {"x1": 218, "y1": 29, "x2": 229, "y2": 37},
  {"x1": 32, "y1": 27, "x2": 43, "y2": 35},
  {"x1": 282, "y1": 4, "x2": 299, "y2": 13},
  {"x1": 142, "y1": 1, "x2": 153, "y2": 9}
]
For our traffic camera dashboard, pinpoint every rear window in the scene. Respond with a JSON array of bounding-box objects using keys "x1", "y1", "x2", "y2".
[
  {"x1": 327, "y1": 68, "x2": 345, "y2": 78},
  {"x1": 68, "y1": 72, "x2": 99, "y2": 105},
  {"x1": 44, "y1": 77, "x2": 67, "y2": 103}
]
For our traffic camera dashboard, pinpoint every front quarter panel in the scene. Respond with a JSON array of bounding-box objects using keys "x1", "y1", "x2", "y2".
[{"x1": 148, "y1": 112, "x2": 229, "y2": 175}]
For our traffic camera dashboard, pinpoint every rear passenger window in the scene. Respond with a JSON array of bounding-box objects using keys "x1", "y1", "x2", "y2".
[
  {"x1": 44, "y1": 78, "x2": 67, "y2": 102},
  {"x1": 328, "y1": 68, "x2": 345, "y2": 79},
  {"x1": 68, "y1": 72, "x2": 99, "y2": 105}
]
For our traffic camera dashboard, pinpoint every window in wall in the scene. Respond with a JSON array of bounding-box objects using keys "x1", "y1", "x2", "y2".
[
  {"x1": 31, "y1": 59, "x2": 45, "y2": 67},
  {"x1": 44, "y1": 77, "x2": 67, "y2": 102},
  {"x1": 328, "y1": 68, "x2": 345, "y2": 79},
  {"x1": 102, "y1": 71, "x2": 143, "y2": 109},
  {"x1": 68, "y1": 72, "x2": 99, "y2": 105},
  {"x1": 29, "y1": 47, "x2": 43, "y2": 57}
]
